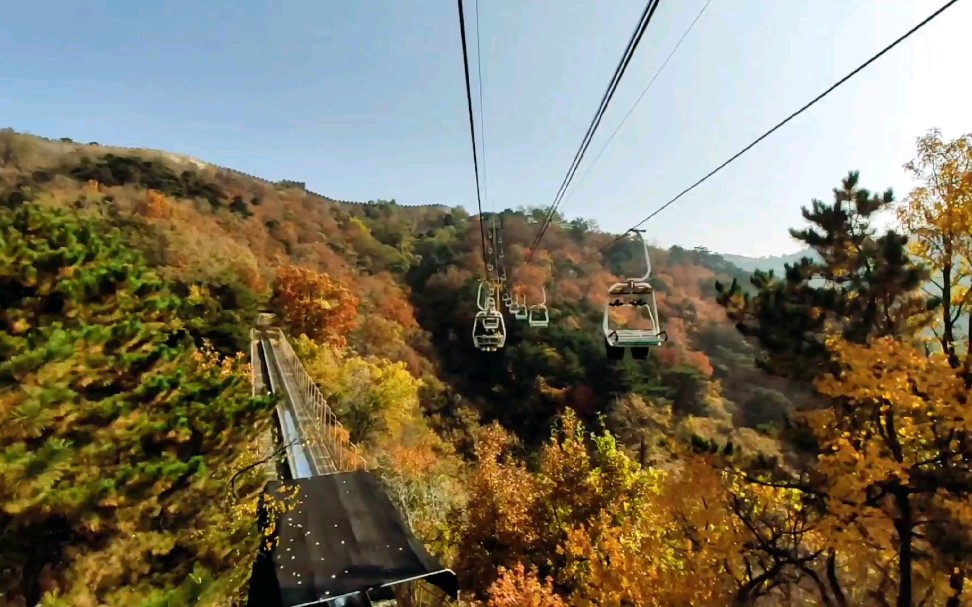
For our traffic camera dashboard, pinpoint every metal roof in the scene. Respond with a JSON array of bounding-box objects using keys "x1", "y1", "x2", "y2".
[{"x1": 246, "y1": 471, "x2": 458, "y2": 606}]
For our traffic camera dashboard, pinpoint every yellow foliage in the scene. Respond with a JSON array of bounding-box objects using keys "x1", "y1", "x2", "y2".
[
  {"x1": 814, "y1": 334, "x2": 972, "y2": 603},
  {"x1": 898, "y1": 128, "x2": 972, "y2": 362},
  {"x1": 486, "y1": 563, "x2": 566, "y2": 607}
]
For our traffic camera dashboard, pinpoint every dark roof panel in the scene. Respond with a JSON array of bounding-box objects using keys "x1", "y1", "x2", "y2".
[{"x1": 247, "y1": 471, "x2": 458, "y2": 606}]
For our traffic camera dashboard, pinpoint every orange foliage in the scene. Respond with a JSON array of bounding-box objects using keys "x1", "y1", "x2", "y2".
[
  {"x1": 682, "y1": 350, "x2": 714, "y2": 376},
  {"x1": 554, "y1": 277, "x2": 583, "y2": 300},
  {"x1": 664, "y1": 264, "x2": 714, "y2": 299},
  {"x1": 655, "y1": 317, "x2": 714, "y2": 376},
  {"x1": 456, "y1": 424, "x2": 540, "y2": 589},
  {"x1": 385, "y1": 442, "x2": 438, "y2": 477},
  {"x1": 358, "y1": 274, "x2": 419, "y2": 332},
  {"x1": 513, "y1": 264, "x2": 551, "y2": 302},
  {"x1": 486, "y1": 563, "x2": 567, "y2": 607},
  {"x1": 273, "y1": 264, "x2": 359, "y2": 347},
  {"x1": 142, "y1": 190, "x2": 173, "y2": 219}
]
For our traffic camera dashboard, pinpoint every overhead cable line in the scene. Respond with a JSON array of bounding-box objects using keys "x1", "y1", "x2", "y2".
[
  {"x1": 475, "y1": 0, "x2": 489, "y2": 214},
  {"x1": 559, "y1": 0, "x2": 712, "y2": 212},
  {"x1": 525, "y1": 0, "x2": 663, "y2": 264},
  {"x1": 456, "y1": 0, "x2": 490, "y2": 276},
  {"x1": 594, "y1": 0, "x2": 961, "y2": 256}
]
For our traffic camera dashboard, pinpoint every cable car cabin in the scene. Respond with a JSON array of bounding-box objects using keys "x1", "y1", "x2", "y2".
[
  {"x1": 472, "y1": 309, "x2": 506, "y2": 352},
  {"x1": 602, "y1": 281, "x2": 668, "y2": 360}
]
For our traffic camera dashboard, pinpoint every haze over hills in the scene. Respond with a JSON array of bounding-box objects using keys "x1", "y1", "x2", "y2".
[
  {"x1": 719, "y1": 249, "x2": 818, "y2": 275},
  {"x1": 719, "y1": 246, "x2": 969, "y2": 340}
]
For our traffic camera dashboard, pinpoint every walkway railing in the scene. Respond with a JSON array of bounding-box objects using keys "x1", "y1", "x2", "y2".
[
  {"x1": 261, "y1": 334, "x2": 317, "y2": 477},
  {"x1": 272, "y1": 330, "x2": 367, "y2": 473}
]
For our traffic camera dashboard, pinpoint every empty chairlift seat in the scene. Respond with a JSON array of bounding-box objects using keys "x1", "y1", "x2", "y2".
[
  {"x1": 527, "y1": 286, "x2": 549, "y2": 328},
  {"x1": 602, "y1": 230, "x2": 668, "y2": 360}
]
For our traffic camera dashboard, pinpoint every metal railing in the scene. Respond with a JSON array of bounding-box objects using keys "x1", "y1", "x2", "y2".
[
  {"x1": 261, "y1": 336, "x2": 315, "y2": 478},
  {"x1": 272, "y1": 330, "x2": 367, "y2": 473}
]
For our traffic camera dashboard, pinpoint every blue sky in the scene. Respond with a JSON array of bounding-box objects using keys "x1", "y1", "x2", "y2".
[{"x1": 1, "y1": 0, "x2": 969, "y2": 257}]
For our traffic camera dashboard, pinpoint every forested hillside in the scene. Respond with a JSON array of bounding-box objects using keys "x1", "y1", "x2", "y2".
[{"x1": 1, "y1": 126, "x2": 970, "y2": 606}]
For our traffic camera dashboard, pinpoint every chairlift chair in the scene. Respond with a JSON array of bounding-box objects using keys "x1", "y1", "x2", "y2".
[
  {"x1": 472, "y1": 281, "x2": 507, "y2": 352},
  {"x1": 602, "y1": 230, "x2": 668, "y2": 360},
  {"x1": 513, "y1": 292, "x2": 528, "y2": 321},
  {"x1": 528, "y1": 286, "x2": 549, "y2": 328}
]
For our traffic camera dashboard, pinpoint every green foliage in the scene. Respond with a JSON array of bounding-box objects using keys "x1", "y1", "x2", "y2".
[
  {"x1": 229, "y1": 195, "x2": 251, "y2": 218},
  {"x1": 60, "y1": 153, "x2": 225, "y2": 208},
  {"x1": 177, "y1": 278, "x2": 261, "y2": 355},
  {"x1": 0, "y1": 203, "x2": 272, "y2": 605}
]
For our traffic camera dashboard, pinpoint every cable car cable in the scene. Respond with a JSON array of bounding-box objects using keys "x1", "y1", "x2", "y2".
[
  {"x1": 527, "y1": 0, "x2": 660, "y2": 262},
  {"x1": 594, "y1": 0, "x2": 961, "y2": 257},
  {"x1": 475, "y1": 0, "x2": 489, "y2": 215},
  {"x1": 525, "y1": 0, "x2": 663, "y2": 264},
  {"x1": 457, "y1": 0, "x2": 490, "y2": 276},
  {"x1": 559, "y1": 0, "x2": 712, "y2": 214}
]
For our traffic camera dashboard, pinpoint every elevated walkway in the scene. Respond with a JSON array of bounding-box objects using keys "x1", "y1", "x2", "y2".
[{"x1": 248, "y1": 324, "x2": 456, "y2": 606}]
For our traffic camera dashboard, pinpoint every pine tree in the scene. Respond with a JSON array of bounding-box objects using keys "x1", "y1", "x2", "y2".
[{"x1": 716, "y1": 171, "x2": 936, "y2": 381}]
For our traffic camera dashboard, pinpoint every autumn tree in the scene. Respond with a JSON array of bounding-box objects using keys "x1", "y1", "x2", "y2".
[
  {"x1": 486, "y1": 563, "x2": 566, "y2": 607},
  {"x1": 716, "y1": 170, "x2": 970, "y2": 605},
  {"x1": 272, "y1": 264, "x2": 359, "y2": 347},
  {"x1": 455, "y1": 409, "x2": 746, "y2": 605},
  {"x1": 896, "y1": 128, "x2": 972, "y2": 371},
  {"x1": 814, "y1": 336, "x2": 971, "y2": 605}
]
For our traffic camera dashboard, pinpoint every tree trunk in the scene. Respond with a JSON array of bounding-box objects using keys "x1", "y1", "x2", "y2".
[
  {"x1": 827, "y1": 549, "x2": 849, "y2": 607},
  {"x1": 895, "y1": 490, "x2": 914, "y2": 607},
  {"x1": 945, "y1": 569, "x2": 964, "y2": 607},
  {"x1": 941, "y1": 263, "x2": 959, "y2": 368}
]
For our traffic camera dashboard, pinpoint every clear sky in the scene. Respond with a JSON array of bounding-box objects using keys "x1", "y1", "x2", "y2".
[{"x1": 1, "y1": 0, "x2": 969, "y2": 257}]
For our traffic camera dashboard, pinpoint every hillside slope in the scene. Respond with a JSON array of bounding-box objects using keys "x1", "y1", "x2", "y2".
[
  {"x1": 1, "y1": 128, "x2": 794, "y2": 446},
  {"x1": 4, "y1": 126, "x2": 971, "y2": 605}
]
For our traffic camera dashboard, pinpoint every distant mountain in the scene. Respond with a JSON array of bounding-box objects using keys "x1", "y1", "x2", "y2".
[
  {"x1": 719, "y1": 249, "x2": 817, "y2": 275},
  {"x1": 719, "y1": 248, "x2": 968, "y2": 340}
]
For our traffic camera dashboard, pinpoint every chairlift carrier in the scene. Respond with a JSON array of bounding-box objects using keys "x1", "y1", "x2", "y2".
[
  {"x1": 473, "y1": 281, "x2": 506, "y2": 352},
  {"x1": 513, "y1": 292, "x2": 528, "y2": 321},
  {"x1": 528, "y1": 286, "x2": 549, "y2": 328},
  {"x1": 602, "y1": 230, "x2": 668, "y2": 356}
]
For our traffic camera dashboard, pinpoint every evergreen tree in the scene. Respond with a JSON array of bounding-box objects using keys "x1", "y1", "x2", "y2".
[{"x1": 716, "y1": 171, "x2": 936, "y2": 381}]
